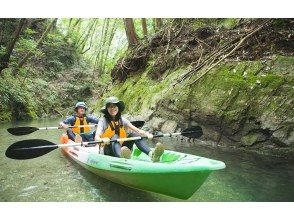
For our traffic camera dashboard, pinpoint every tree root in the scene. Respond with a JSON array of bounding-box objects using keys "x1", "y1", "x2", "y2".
[{"x1": 172, "y1": 19, "x2": 273, "y2": 87}]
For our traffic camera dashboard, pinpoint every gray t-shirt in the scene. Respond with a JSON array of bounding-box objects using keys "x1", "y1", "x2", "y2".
[{"x1": 96, "y1": 116, "x2": 131, "y2": 135}]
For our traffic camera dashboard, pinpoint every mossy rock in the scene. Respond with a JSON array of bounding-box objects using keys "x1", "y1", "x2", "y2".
[{"x1": 241, "y1": 133, "x2": 267, "y2": 146}]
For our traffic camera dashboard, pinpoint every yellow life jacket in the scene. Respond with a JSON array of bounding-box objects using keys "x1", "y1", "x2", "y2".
[
  {"x1": 101, "y1": 119, "x2": 127, "y2": 145},
  {"x1": 72, "y1": 116, "x2": 91, "y2": 134}
]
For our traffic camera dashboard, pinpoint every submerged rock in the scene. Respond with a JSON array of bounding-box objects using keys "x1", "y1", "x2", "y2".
[{"x1": 22, "y1": 185, "x2": 38, "y2": 192}]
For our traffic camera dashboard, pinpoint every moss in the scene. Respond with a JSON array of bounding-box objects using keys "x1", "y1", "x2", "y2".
[
  {"x1": 241, "y1": 133, "x2": 261, "y2": 146},
  {"x1": 191, "y1": 19, "x2": 207, "y2": 31},
  {"x1": 93, "y1": 56, "x2": 293, "y2": 146},
  {"x1": 219, "y1": 19, "x2": 240, "y2": 29},
  {"x1": 271, "y1": 56, "x2": 294, "y2": 74},
  {"x1": 94, "y1": 67, "x2": 188, "y2": 115}
]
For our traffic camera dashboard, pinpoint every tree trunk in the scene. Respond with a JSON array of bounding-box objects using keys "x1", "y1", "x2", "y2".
[
  {"x1": 68, "y1": 18, "x2": 73, "y2": 29},
  {"x1": 0, "y1": 19, "x2": 6, "y2": 44},
  {"x1": 81, "y1": 19, "x2": 99, "y2": 54},
  {"x1": 96, "y1": 18, "x2": 110, "y2": 73},
  {"x1": 141, "y1": 18, "x2": 148, "y2": 39},
  {"x1": 154, "y1": 18, "x2": 162, "y2": 32},
  {"x1": 152, "y1": 18, "x2": 156, "y2": 32},
  {"x1": 93, "y1": 19, "x2": 108, "y2": 74},
  {"x1": 0, "y1": 18, "x2": 26, "y2": 74},
  {"x1": 51, "y1": 18, "x2": 58, "y2": 31},
  {"x1": 73, "y1": 18, "x2": 82, "y2": 28},
  {"x1": 123, "y1": 18, "x2": 138, "y2": 47},
  {"x1": 77, "y1": 19, "x2": 96, "y2": 51},
  {"x1": 67, "y1": 18, "x2": 82, "y2": 38},
  {"x1": 101, "y1": 19, "x2": 118, "y2": 74},
  {"x1": 14, "y1": 18, "x2": 57, "y2": 74}
]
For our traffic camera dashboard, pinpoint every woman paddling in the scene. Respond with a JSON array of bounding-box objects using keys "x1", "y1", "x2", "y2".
[{"x1": 95, "y1": 96, "x2": 164, "y2": 162}]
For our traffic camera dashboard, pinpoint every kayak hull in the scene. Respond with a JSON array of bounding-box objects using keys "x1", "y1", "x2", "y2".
[{"x1": 61, "y1": 138, "x2": 225, "y2": 200}]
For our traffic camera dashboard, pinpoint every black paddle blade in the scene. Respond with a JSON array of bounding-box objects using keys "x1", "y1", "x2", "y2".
[
  {"x1": 7, "y1": 126, "x2": 39, "y2": 136},
  {"x1": 5, "y1": 139, "x2": 57, "y2": 160},
  {"x1": 181, "y1": 126, "x2": 203, "y2": 138},
  {"x1": 131, "y1": 120, "x2": 145, "y2": 128}
]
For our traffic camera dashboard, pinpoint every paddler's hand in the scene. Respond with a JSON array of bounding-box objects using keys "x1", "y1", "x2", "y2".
[
  {"x1": 94, "y1": 138, "x2": 105, "y2": 155},
  {"x1": 95, "y1": 137, "x2": 102, "y2": 147},
  {"x1": 96, "y1": 137, "x2": 110, "y2": 146},
  {"x1": 101, "y1": 137, "x2": 111, "y2": 144},
  {"x1": 59, "y1": 123, "x2": 68, "y2": 129},
  {"x1": 138, "y1": 130, "x2": 153, "y2": 139}
]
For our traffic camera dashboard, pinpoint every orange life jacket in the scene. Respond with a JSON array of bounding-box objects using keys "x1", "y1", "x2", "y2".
[
  {"x1": 60, "y1": 133, "x2": 69, "y2": 144},
  {"x1": 101, "y1": 119, "x2": 127, "y2": 145},
  {"x1": 72, "y1": 116, "x2": 91, "y2": 134}
]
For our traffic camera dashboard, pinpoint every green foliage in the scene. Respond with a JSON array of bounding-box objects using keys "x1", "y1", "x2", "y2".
[
  {"x1": 23, "y1": 28, "x2": 37, "y2": 36},
  {"x1": 14, "y1": 38, "x2": 39, "y2": 54},
  {"x1": 42, "y1": 33, "x2": 78, "y2": 71},
  {"x1": 0, "y1": 46, "x2": 6, "y2": 56},
  {"x1": 2, "y1": 18, "x2": 290, "y2": 125},
  {"x1": 219, "y1": 19, "x2": 240, "y2": 29},
  {"x1": 0, "y1": 19, "x2": 98, "y2": 122},
  {"x1": 191, "y1": 18, "x2": 240, "y2": 30},
  {"x1": 0, "y1": 70, "x2": 38, "y2": 121}
]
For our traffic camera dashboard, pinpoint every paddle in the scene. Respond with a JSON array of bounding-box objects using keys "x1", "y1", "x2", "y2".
[
  {"x1": 5, "y1": 126, "x2": 203, "y2": 160},
  {"x1": 7, "y1": 120, "x2": 145, "y2": 136}
]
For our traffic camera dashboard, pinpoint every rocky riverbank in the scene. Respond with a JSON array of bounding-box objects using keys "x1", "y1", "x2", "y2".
[{"x1": 93, "y1": 19, "x2": 294, "y2": 159}]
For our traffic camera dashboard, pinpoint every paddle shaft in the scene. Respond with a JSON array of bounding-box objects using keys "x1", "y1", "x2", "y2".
[
  {"x1": 17, "y1": 130, "x2": 199, "y2": 151},
  {"x1": 38, "y1": 121, "x2": 145, "y2": 130},
  {"x1": 8, "y1": 121, "x2": 144, "y2": 135},
  {"x1": 16, "y1": 136, "x2": 143, "y2": 150},
  {"x1": 38, "y1": 124, "x2": 97, "y2": 130},
  {"x1": 5, "y1": 126, "x2": 202, "y2": 159}
]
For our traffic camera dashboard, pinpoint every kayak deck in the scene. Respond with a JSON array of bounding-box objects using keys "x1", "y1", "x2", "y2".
[{"x1": 62, "y1": 143, "x2": 225, "y2": 200}]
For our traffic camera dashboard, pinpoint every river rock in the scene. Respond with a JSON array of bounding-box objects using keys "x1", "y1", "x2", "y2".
[
  {"x1": 271, "y1": 126, "x2": 294, "y2": 147},
  {"x1": 241, "y1": 133, "x2": 268, "y2": 146},
  {"x1": 161, "y1": 120, "x2": 178, "y2": 133},
  {"x1": 148, "y1": 117, "x2": 165, "y2": 131}
]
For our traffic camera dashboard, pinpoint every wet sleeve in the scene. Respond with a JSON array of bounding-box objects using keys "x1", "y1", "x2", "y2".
[{"x1": 63, "y1": 116, "x2": 75, "y2": 125}]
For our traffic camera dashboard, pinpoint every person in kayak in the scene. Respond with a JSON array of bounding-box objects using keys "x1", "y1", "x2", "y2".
[
  {"x1": 59, "y1": 102, "x2": 99, "y2": 142},
  {"x1": 95, "y1": 96, "x2": 164, "y2": 162}
]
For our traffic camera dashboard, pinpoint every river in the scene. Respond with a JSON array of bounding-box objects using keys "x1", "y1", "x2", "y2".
[{"x1": 0, "y1": 119, "x2": 293, "y2": 202}]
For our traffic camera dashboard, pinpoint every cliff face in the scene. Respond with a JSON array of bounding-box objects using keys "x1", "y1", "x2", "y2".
[{"x1": 94, "y1": 19, "x2": 294, "y2": 158}]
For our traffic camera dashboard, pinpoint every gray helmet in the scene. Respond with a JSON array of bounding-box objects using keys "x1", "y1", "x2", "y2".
[
  {"x1": 100, "y1": 96, "x2": 125, "y2": 114},
  {"x1": 75, "y1": 102, "x2": 88, "y2": 111}
]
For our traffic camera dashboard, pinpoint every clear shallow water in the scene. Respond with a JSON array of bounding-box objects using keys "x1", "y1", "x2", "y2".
[{"x1": 0, "y1": 119, "x2": 293, "y2": 202}]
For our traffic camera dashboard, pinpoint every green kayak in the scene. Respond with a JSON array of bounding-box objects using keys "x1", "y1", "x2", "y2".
[{"x1": 62, "y1": 141, "x2": 225, "y2": 200}]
